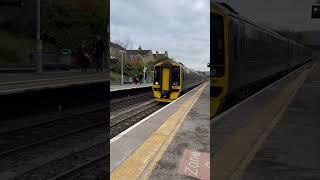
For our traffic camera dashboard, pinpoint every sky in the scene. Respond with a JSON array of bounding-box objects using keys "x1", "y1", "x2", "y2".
[
  {"x1": 218, "y1": 0, "x2": 320, "y2": 31},
  {"x1": 110, "y1": 0, "x2": 210, "y2": 71}
]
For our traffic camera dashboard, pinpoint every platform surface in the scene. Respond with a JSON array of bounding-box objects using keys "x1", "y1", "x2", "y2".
[
  {"x1": 0, "y1": 71, "x2": 107, "y2": 95},
  {"x1": 0, "y1": 71, "x2": 152, "y2": 95},
  {"x1": 110, "y1": 83, "x2": 152, "y2": 92},
  {"x1": 0, "y1": 70, "x2": 105, "y2": 83},
  {"x1": 110, "y1": 82, "x2": 209, "y2": 179},
  {"x1": 150, "y1": 82, "x2": 210, "y2": 179},
  {"x1": 212, "y1": 61, "x2": 320, "y2": 180},
  {"x1": 243, "y1": 61, "x2": 320, "y2": 180}
]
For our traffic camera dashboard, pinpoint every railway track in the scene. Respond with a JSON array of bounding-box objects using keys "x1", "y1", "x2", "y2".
[
  {"x1": 12, "y1": 101, "x2": 164, "y2": 179},
  {"x1": 0, "y1": 91, "x2": 163, "y2": 179},
  {"x1": 16, "y1": 141, "x2": 108, "y2": 180},
  {"x1": 0, "y1": 107, "x2": 106, "y2": 158},
  {"x1": 110, "y1": 100, "x2": 164, "y2": 138},
  {"x1": 110, "y1": 92, "x2": 153, "y2": 111},
  {"x1": 0, "y1": 92, "x2": 153, "y2": 157}
]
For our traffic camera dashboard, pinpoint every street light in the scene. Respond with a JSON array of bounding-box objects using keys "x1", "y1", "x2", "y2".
[
  {"x1": 119, "y1": 50, "x2": 126, "y2": 84},
  {"x1": 142, "y1": 58, "x2": 147, "y2": 83},
  {"x1": 36, "y1": 0, "x2": 42, "y2": 73}
]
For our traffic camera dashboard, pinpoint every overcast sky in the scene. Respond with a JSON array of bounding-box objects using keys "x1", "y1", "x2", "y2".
[
  {"x1": 110, "y1": 0, "x2": 210, "y2": 71},
  {"x1": 218, "y1": 0, "x2": 320, "y2": 31}
]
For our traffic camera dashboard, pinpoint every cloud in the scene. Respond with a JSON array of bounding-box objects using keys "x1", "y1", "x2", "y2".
[{"x1": 110, "y1": 0, "x2": 210, "y2": 71}]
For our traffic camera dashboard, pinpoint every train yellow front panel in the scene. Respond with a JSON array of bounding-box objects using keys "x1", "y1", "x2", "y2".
[{"x1": 162, "y1": 68, "x2": 170, "y2": 91}]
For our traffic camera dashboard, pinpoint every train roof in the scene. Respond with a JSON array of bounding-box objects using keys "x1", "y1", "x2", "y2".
[
  {"x1": 213, "y1": 2, "x2": 307, "y2": 47},
  {"x1": 154, "y1": 60, "x2": 206, "y2": 77},
  {"x1": 154, "y1": 60, "x2": 182, "y2": 67}
]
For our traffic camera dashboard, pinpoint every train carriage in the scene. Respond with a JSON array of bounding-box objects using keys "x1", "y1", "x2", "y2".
[
  {"x1": 211, "y1": 2, "x2": 312, "y2": 118},
  {"x1": 152, "y1": 60, "x2": 207, "y2": 102}
]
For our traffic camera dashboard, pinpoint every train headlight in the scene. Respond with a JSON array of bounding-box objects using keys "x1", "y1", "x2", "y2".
[
  {"x1": 155, "y1": 82, "x2": 159, "y2": 85},
  {"x1": 172, "y1": 82, "x2": 179, "y2": 86}
]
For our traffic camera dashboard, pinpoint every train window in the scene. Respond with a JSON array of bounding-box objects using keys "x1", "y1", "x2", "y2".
[
  {"x1": 212, "y1": 13, "x2": 225, "y2": 77},
  {"x1": 154, "y1": 66, "x2": 160, "y2": 85},
  {"x1": 172, "y1": 66, "x2": 180, "y2": 86}
]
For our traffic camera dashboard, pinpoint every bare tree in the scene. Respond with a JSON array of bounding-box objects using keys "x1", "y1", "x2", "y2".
[{"x1": 114, "y1": 37, "x2": 134, "y2": 49}]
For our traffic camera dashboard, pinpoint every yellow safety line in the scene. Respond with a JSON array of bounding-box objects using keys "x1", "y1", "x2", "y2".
[{"x1": 111, "y1": 82, "x2": 208, "y2": 180}]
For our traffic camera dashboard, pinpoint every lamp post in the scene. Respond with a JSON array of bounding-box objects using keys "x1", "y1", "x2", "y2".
[
  {"x1": 119, "y1": 50, "x2": 126, "y2": 84},
  {"x1": 143, "y1": 66, "x2": 147, "y2": 83},
  {"x1": 142, "y1": 58, "x2": 147, "y2": 83},
  {"x1": 36, "y1": 0, "x2": 42, "y2": 73}
]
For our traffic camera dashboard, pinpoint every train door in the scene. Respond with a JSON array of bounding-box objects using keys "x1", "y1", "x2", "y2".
[
  {"x1": 162, "y1": 68, "x2": 170, "y2": 91},
  {"x1": 211, "y1": 4, "x2": 229, "y2": 117}
]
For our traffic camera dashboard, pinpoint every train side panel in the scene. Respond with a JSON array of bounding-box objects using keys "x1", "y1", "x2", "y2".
[
  {"x1": 211, "y1": 2, "x2": 312, "y2": 118},
  {"x1": 228, "y1": 16, "x2": 289, "y2": 93}
]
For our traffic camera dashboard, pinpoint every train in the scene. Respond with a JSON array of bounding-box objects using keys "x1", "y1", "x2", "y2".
[
  {"x1": 152, "y1": 60, "x2": 207, "y2": 102},
  {"x1": 210, "y1": 2, "x2": 313, "y2": 118}
]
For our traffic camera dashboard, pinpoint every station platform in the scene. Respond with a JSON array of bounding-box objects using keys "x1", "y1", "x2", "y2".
[
  {"x1": 110, "y1": 83, "x2": 152, "y2": 92},
  {"x1": 0, "y1": 71, "x2": 151, "y2": 95},
  {"x1": 110, "y1": 82, "x2": 209, "y2": 179},
  {"x1": 0, "y1": 71, "x2": 107, "y2": 95},
  {"x1": 212, "y1": 60, "x2": 320, "y2": 179}
]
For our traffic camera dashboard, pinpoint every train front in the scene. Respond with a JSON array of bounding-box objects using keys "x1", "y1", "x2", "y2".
[{"x1": 152, "y1": 61, "x2": 182, "y2": 102}]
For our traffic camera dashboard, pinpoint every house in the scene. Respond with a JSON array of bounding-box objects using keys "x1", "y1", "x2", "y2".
[
  {"x1": 126, "y1": 46, "x2": 154, "y2": 64},
  {"x1": 110, "y1": 42, "x2": 127, "y2": 63},
  {"x1": 153, "y1": 50, "x2": 168, "y2": 61}
]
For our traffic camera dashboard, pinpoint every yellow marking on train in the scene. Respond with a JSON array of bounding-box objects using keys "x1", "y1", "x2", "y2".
[
  {"x1": 211, "y1": 97, "x2": 222, "y2": 118},
  {"x1": 111, "y1": 83, "x2": 208, "y2": 180},
  {"x1": 162, "y1": 68, "x2": 170, "y2": 91},
  {"x1": 213, "y1": 63, "x2": 315, "y2": 180},
  {"x1": 210, "y1": 4, "x2": 230, "y2": 118}
]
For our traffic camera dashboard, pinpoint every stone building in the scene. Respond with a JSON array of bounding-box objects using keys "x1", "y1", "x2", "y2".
[
  {"x1": 153, "y1": 50, "x2": 168, "y2": 61},
  {"x1": 126, "y1": 46, "x2": 154, "y2": 64},
  {"x1": 110, "y1": 42, "x2": 127, "y2": 63}
]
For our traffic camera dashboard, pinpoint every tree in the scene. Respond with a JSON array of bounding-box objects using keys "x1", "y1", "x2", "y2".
[
  {"x1": 114, "y1": 37, "x2": 134, "y2": 49},
  {"x1": 126, "y1": 61, "x2": 144, "y2": 77}
]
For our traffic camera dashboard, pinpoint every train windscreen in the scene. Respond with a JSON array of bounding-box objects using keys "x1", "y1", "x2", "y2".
[
  {"x1": 172, "y1": 66, "x2": 180, "y2": 86},
  {"x1": 154, "y1": 66, "x2": 160, "y2": 85},
  {"x1": 212, "y1": 13, "x2": 225, "y2": 77}
]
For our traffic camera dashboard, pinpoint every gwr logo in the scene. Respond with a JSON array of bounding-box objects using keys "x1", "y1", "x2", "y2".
[{"x1": 177, "y1": 149, "x2": 210, "y2": 180}]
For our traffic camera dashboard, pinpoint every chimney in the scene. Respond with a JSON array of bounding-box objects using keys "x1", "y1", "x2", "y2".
[
  {"x1": 138, "y1": 45, "x2": 142, "y2": 51},
  {"x1": 165, "y1": 51, "x2": 168, "y2": 57}
]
